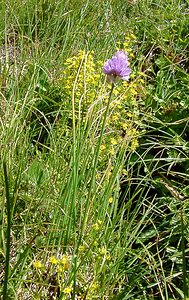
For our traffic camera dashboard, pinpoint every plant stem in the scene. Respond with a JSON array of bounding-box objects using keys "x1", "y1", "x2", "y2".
[
  {"x1": 80, "y1": 82, "x2": 115, "y2": 237},
  {"x1": 3, "y1": 162, "x2": 11, "y2": 300}
]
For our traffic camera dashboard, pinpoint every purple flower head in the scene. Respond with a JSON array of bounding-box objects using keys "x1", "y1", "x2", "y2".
[{"x1": 103, "y1": 50, "x2": 131, "y2": 83}]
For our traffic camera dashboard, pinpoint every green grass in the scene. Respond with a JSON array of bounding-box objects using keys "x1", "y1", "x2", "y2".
[{"x1": 0, "y1": 0, "x2": 189, "y2": 299}]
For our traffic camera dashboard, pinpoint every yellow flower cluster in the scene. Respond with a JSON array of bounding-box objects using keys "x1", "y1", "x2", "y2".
[
  {"x1": 92, "y1": 219, "x2": 103, "y2": 231},
  {"x1": 32, "y1": 254, "x2": 72, "y2": 296},
  {"x1": 33, "y1": 254, "x2": 70, "y2": 272},
  {"x1": 60, "y1": 50, "x2": 101, "y2": 115},
  {"x1": 117, "y1": 32, "x2": 136, "y2": 59}
]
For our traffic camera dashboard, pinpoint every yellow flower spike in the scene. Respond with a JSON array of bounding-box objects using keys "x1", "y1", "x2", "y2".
[
  {"x1": 49, "y1": 256, "x2": 58, "y2": 264},
  {"x1": 127, "y1": 128, "x2": 136, "y2": 136},
  {"x1": 138, "y1": 71, "x2": 146, "y2": 76},
  {"x1": 33, "y1": 260, "x2": 44, "y2": 269},
  {"x1": 110, "y1": 102, "x2": 116, "y2": 108},
  {"x1": 63, "y1": 287, "x2": 72, "y2": 294}
]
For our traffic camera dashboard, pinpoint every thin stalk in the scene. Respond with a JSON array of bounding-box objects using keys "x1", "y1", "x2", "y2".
[
  {"x1": 80, "y1": 82, "x2": 115, "y2": 237},
  {"x1": 3, "y1": 162, "x2": 11, "y2": 300},
  {"x1": 180, "y1": 205, "x2": 188, "y2": 299}
]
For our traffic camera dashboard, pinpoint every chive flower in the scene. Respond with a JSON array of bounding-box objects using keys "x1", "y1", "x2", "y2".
[{"x1": 103, "y1": 50, "x2": 131, "y2": 83}]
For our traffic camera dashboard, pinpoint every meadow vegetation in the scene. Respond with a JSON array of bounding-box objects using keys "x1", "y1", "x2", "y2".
[{"x1": 0, "y1": 0, "x2": 189, "y2": 299}]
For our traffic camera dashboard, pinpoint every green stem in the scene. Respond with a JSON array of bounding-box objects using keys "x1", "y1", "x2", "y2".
[
  {"x1": 180, "y1": 205, "x2": 188, "y2": 299},
  {"x1": 80, "y1": 82, "x2": 115, "y2": 237},
  {"x1": 3, "y1": 162, "x2": 11, "y2": 300}
]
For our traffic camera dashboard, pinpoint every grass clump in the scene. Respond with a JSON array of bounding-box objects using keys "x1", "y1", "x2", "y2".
[{"x1": 0, "y1": 0, "x2": 189, "y2": 299}]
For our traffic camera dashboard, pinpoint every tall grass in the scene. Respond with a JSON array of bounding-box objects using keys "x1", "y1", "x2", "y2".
[{"x1": 0, "y1": 0, "x2": 188, "y2": 299}]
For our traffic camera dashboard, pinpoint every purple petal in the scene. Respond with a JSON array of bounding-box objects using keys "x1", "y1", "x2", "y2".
[{"x1": 103, "y1": 50, "x2": 131, "y2": 82}]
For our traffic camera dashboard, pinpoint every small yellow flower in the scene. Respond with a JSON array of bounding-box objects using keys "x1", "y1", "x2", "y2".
[
  {"x1": 63, "y1": 287, "x2": 72, "y2": 294},
  {"x1": 121, "y1": 122, "x2": 128, "y2": 130},
  {"x1": 131, "y1": 138, "x2": 139, "y2": 151},
  {"x1": 109, "y1": 148, "x2": 115, "y2": 156},
  {"x1": 99, "y1": 247, "x2": 107, "y2": 255},
  {"x1": 91, "y1": 282, "x2": 98, "y2": 291},
  {"x1": 97, "y1": 219, "x2": 102, "y2": 225},
  {"x1": 59, "y1": 255, "x2": 70, "y2": 270},
  {"x1": 49, "y1": 256, "x2": 58, "y2": 264},
  {"x1": 100, "y1": 144, "x2": 106, "y2": 151},
  {"x1": 106, "y1": 254, "x2": 111, "y2": 261},
  {"x1": 57, "y1": 266, "x2": 64, "y2": 273},
  {"x1": 108, "y1": 197, "x2": 113, "y2": 204},
  {"x1": 92, "y1": 223, "x2": 99, "y2": 231},
  {"x1": 78, "y1": 245, "x2": 86, "y2": 252},
  {"x1": 112, "y1": 115, "x2": 119, "y2": 121},
  {"x1": 106, "y1": 169, "x2": 112, "y2": 179},
  {"x1": 129, "y1": 52, "x2": 135, "y2": 58},
  {"x1": 113, "y1": 89, "x2": 119, "y2": 96},
  {"x1": 33, "y1": 260, "x2": 44, "y2": 269},
  {"x1": 122, "y1": 169, "x2": 128, "y2": 176},
  {"x1": 130, "y1": 33, "x2": 136, "y2": 40},
  {"x1": 127, "y1": 128, "x2": 137, "y2": 136},
  {"x1": 130, "y1": 87, "x2": 138, "y2": 95},
  {"x1": 139, "y1": 78, "x2": 145, "y2": 84},
  {"x1": 138, "y1": 71, "x2": 145, "y2": 76},
  {"x1": 126, "y1": 112, "x2": 133, "y2": 118},
  {"x1": 110, "y1": 138, "x2": 117, "y2": 145}
]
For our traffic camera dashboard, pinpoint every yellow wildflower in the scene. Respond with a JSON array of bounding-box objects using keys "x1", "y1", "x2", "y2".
[
  {"x1": 92, "y1": 223, "x2": 100, "y2": 231},
  {"x1": 63, "y1": 287, "x2": 72, "y2": 294},
  {"x1": 91, "y1": 282, "x2": 98, "y2": 291},
  {"x1": 106, "y1": 254, "x2": 111, "y2": 261},
  {"x1": 57, "y1": 266, "x2": 64, "y2": 273},
  {"x1": 49, "y1": 256, "x2": 58, "y2": 264},
  {"x1": 33, "y1": 260, "x2": 44, "y2": 269},
  {"x1": 109, "y1": 148, "x2": 115, "y2": 156},
  {"x1": 131, "y1": 138, "x2": 139, "y2": 151},
  {"x1": 110, "y1": 138, "x2": 118, "y2": 145},
  {"x1": 100, "y1": 144, "x2": 106, "y2": 151},
  {"x1": 59, "y1": 255, "x2": 70, "y2": 270},
  {"x1": 108, "y1": 197, "x2": 113, "y2": 204},
  {"x1": 99, "y1": 247, "x2": 107, "y2": 255},
  {"x1": 78, "y1": 245, "x2": 86, "y2": 252}
]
